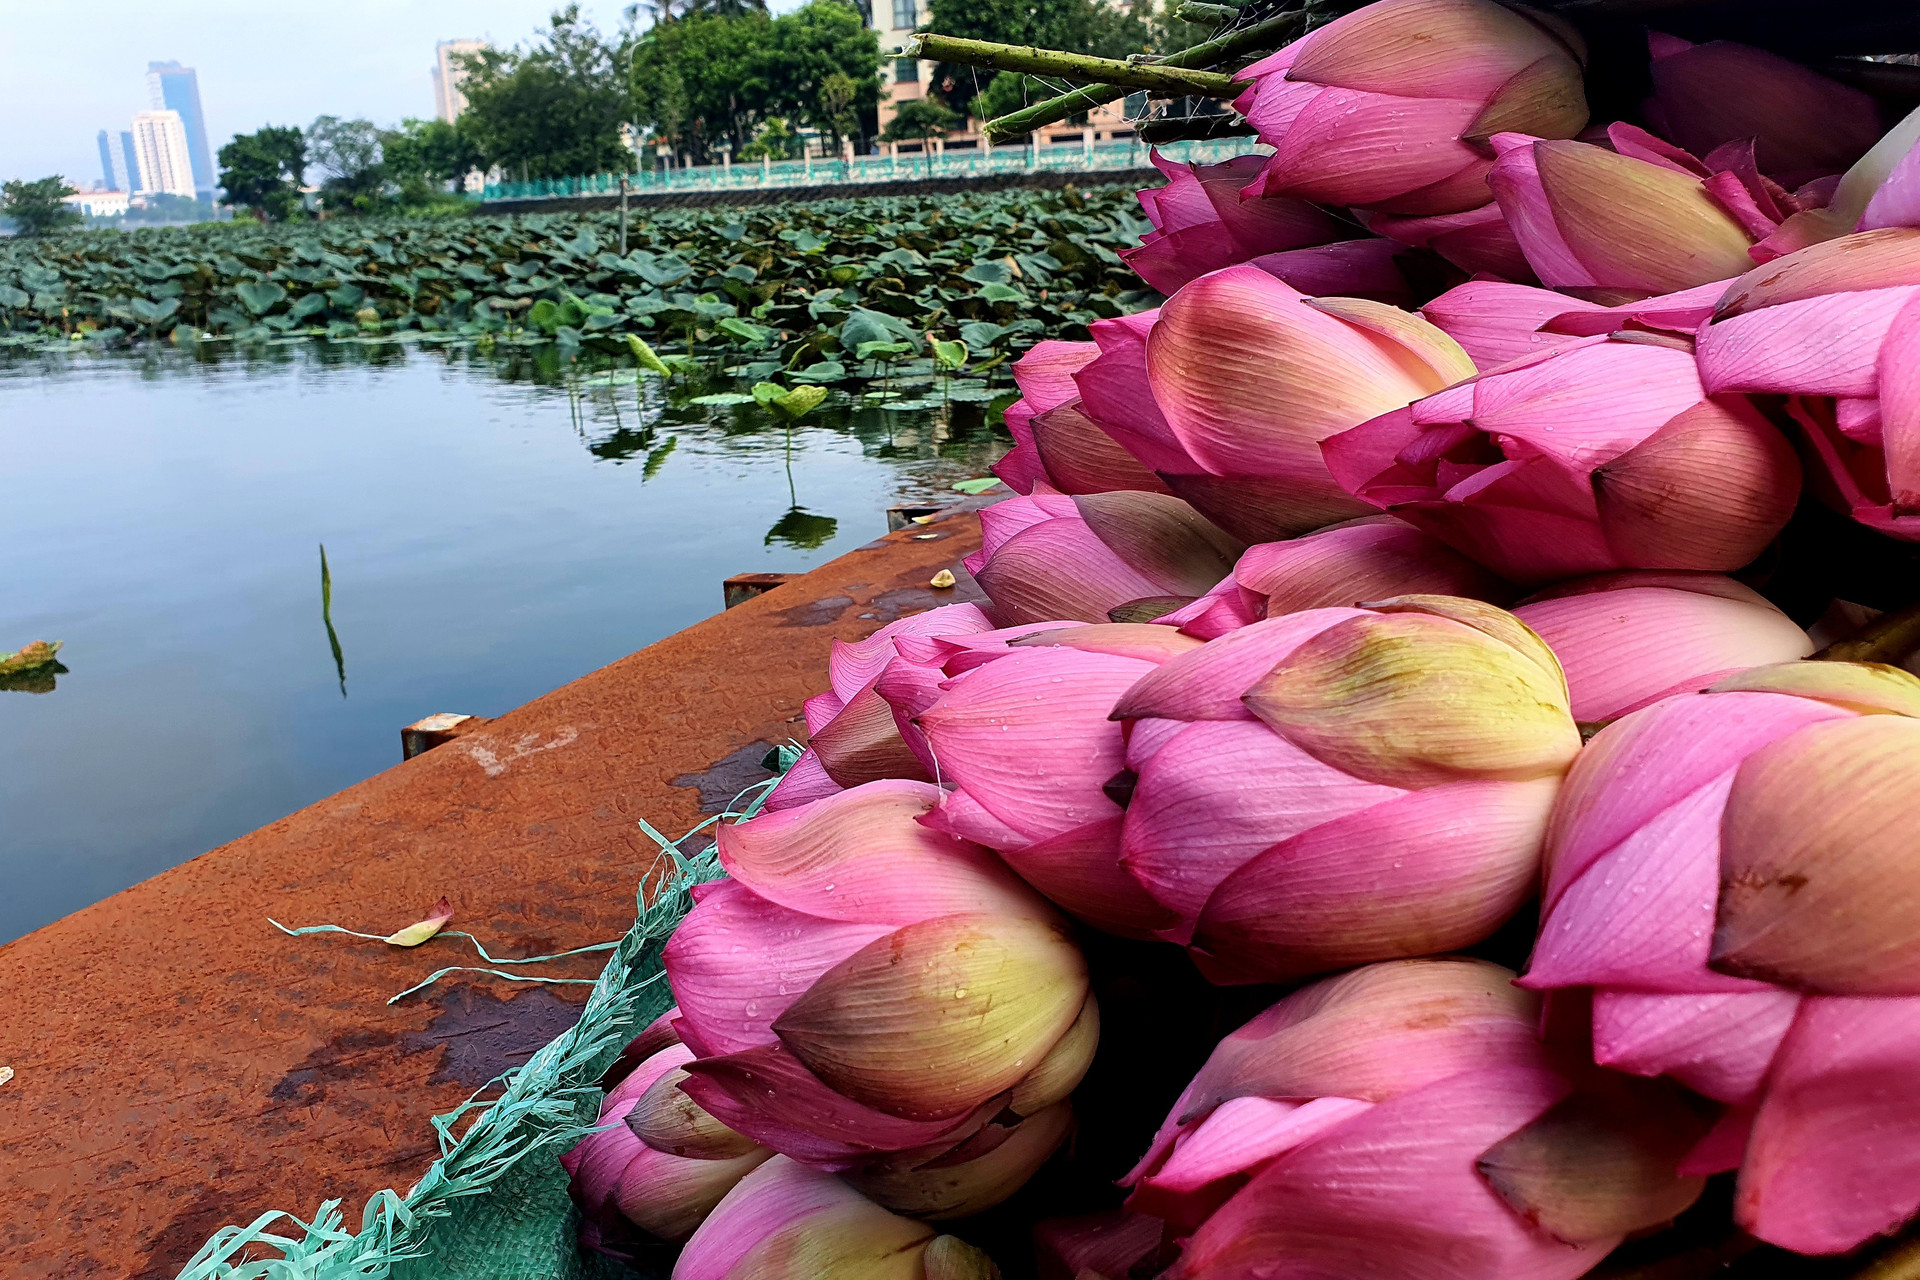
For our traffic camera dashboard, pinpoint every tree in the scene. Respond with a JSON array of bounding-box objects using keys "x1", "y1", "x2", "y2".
[
  {"x1": 218, "y1": 126, "x2": 306, "y2": 221},
  {"x1": 307, "y1": 116, "x2": 387, "y2": 210},
  {"x1": 739, "y1": 117, "x2": 803, "y2": 160},
  {"x1": 630, "y1": 12, "x2": 773, "y2": 165},
  {"x1": 921, "y1": 0, "x2": 1153, "y2": 114},
  {"x1": 460, "y1": 6, "x2": 635, "y2": 180},
  {"x1": 768, "y1": 2, "x2": 880, "y2": 145},
  {"x1": 629, "y1": 2, "x2": 878, "y2": 165},
  {"x1": 880, "y1": 96, "x2": 959, "y2": 147},
  {"x1": 1, "y1": 177, "x2": 80, "y2": 236}
]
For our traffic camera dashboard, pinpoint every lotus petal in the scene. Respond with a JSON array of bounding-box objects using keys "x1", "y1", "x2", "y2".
[
  {"x1": 1011, "y1": 993, "x2": 1099, "y2": 1116},
  {"x1": 1368, "y1": 201, "x2": 1535, "y2": 280},
  {"x1": 1073, "y1": 490, "x2": 1243, "y2": 593},
  {"x1": 1007, "y1": 622, "x2": 1204, "y2": 664},
  {"x1": 1698, "y1": 285, "x2": 1920, "y2": 397},
  {"x1": 385, "y1": 896, "x2": 454, "y2": 947},
  {"x1": 665, "y1": 879, "x2": 891, "y2": 1056},
  {"x1": 680, "y1": 1041, "x2": 1000, "y2": 1170},
  {"x1": 918, "y1": 648, "x2": 1153, "y2": 841},
  {"x1": 632, "y1": 1066, "x2": 767, "y2": 1161},
  {"x1": 973, "y1": 514, "x2": 1167, "y2": 628},
  {"x1": 1419, "y1": 280, "x2": 1595, "y2": 367},
  {"x1": 1076, "y1": 310, "x2": 1200, "y2": 475},
  {"x1": 1537, "y1": 280, "x2": 1728, "y2": 336},
  {"x1": 1010, "y1": 340, "x2": 1099, "y2": 417},
  {"x1": 1168, "y1": 1066, "x2": 1613, "y2": 1280},
  {"x1": 1132, "y1": 1095, "x2": 1373, "y2": 1232},
  {"x1": 1861, "y1": 132, "x2": 1920, "y2": 232},
  {"x1": 996, "y1": 813, "x2": 1180, "y2": 938},
  {"x1": 827, "y1": 605, "x2": 993, "y2": 702},
  {"x1": 1591, "y1": 987, "x2": 1801, "y2": 1105},
  {"x1": 1193, "y1": 777, "x2": 1555, "y2": 983},
  {"x1": 1737, "y1": 995, "x2": 1920, "y2": 1254},
  {"x1": 1706, "y1": 658, "x2": 1920, "y2": 715},
  {"x1": 1158, "y1": 468, "x2": 1376, "y2": 542},
  {"x1": 810, "y1": 681, "x2": 933, "y2": 787},
  {"x1": 1592, "y1": 399, "x2": 1802, "y2": 572},
  {"x1": 772, "y1": 913, "x2": 1089, "y2": 1120},
  {"x1": 852, "y1": 1102, "x2": 1073, "y2": 1220},
  {"x1": 618, "y1": 1143, "x2": 774, "y2": 1242},
  {"x1": 1029, "y1": 399, "x2": 1173, "y2": 495},
  {"x1": 1286, "y1": 0, "x2": 1573, "y2": 101},
  {"x1": 1244, "y1": 611, "x2": 1578, "y2": 789},
  {"x1": 1236, "y1": 520, "x2": 1513, "y2": 617},
  {"x1": 1476, "y1": 1077, "x2": 1710, "y2": 1244},
  {"x1": 1121, "y1": 720, "x2": 1404, "y2": 934},
  {"x1": 1252, "y1": 85, "x2": 1488, "y2": 212},
  {"x1": 1515, "y1": 574, "x2": 1812, "y2": 722},
  {"x1": 1034, "y1": 1211, "x2": 1168, "y2": 1280},
  {"x1": 717, "y1": 780, "x2": 1044, "y2": 925},
  {"x1": 1540, "y1": 690, "x2": 1853, "y2": 912},
  {"x1": 1111, "y1": 609, "x2": 1364, "y2": 721},
  {"x1": 1880, "y1": 292, "x2": 1920, "y2": 508},
  {"x1": 1245, "y1": 239, "x2": 1415, "y2": 305},
  {"x1": 762, "y1": 748, "x2": 844, "y2": 812},
  {"x1": 675, "y1": 1156, "x2": 935, "y2": 1280},
  {"x1": 1712, "y1": 715, "x2": 1920, "y2": 993}
]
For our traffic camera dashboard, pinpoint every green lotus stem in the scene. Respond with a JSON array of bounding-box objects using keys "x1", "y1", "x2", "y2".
[
  {"x1": 1138, "y1": 112, "x2": 1256, "y2": 144},
  {"x1": 1813, "y1": 600, "x2": 1920, "y2": 666},
  {"x1": 980, "y1": 7, "x2": 1313, "y2": 141},
  {"x1": 905, "y1": 34, "x2": 1242, "y2": 97},
  {"x1": 1174, "y1": 1, "x2": 1243, "y2": 25}
]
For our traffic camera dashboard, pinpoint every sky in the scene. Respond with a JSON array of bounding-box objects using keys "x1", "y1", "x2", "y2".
[{"x1": 0, "y1": 0, "x2": 801, "y2": 188}]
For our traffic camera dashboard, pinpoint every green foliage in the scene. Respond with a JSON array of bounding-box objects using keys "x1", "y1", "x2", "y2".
[
  {"x1": 307, "y1": 115, "x2": 388, "y2": 211},
  {"x1": 630, "y1": 1, "x2": 878, "y2": 165},
  {"x1": 1, "y1": 177, "x2": 81, "y2": 236},
  {"x1": 738, "y1": 118, "x2": 802, "y2": 162},
  {"x1": 880, "y1": 97, "x2": 960, "y2": 144},
  {"x1": 460, "y1": 5, "x2": 635, "y2": 181},
  {"x1": 0, "y1": 184, "x2": 1156, "y2": 370},
  {"x1": 382, "y1": 118, "x2": 486, "y2": 187},
  {"x1": 218, "y1": 127, "x2": 307, "y2": 221},
  {"x1": 922, "y1": 0, "x2": 1155, "y2": 113}
]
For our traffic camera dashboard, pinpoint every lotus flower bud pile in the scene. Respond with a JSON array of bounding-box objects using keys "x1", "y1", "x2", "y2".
[
  {"x1": 1524, "y1": 661, "x2": 1920, "y2": 1254},
  {"x1": 1113, "y1": 596, "x2": 1580, "y2": 980},
  {"x1": 665, "y1": 780, "x2": 1095, "y2": 1196},
  {"x1": 675, "y1": 1157, "x2": 1002, "y2": 1280},
  {"x1": 577, "y1": 1, "x2": 1920, "y2": 1271}
]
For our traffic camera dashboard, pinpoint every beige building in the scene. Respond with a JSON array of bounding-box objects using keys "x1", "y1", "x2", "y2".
[
  {"x1": 63, "y1": 189, "x2": 132, "y2": 218},
  {"x1": 872, "y1": 0, "x2": 1135, "y2": 151},
  {"x1": 432, "y1": 39, "x2": 488, "y2": 123},
  {"x1": 131, "y1": 110, "x2": 196, "y2": 199}
]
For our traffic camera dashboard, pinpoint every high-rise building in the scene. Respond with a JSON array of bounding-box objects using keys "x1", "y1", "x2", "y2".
[
  {"x1": 120, "y1": 131, "x2": 143, "y2": 194},
  {"x1": 132, "y1": 110, "x2": 197, "y2": 199},
  {"x1": 97, "y1": 129, "x2": 122, "y2": 190},
  {"x1": 432, "y1": 39, "x2": 487, "y2": 123},
  {"x1": 146, "y1": 61, "x2": 214, "y2": 198}
]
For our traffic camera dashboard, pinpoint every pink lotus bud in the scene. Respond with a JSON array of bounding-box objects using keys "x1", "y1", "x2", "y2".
[
  {"x1": 1753, "y1": 105, "x2": 1920, "y2": 253},
  {"x1": 1488, "y1": 126, "x2": 1785, "y2": 295},
  {"x1": 1695, "y1": 225, "x2": 1920, "y2": 540},
  {"x1": 996, "y1": 342, "x2": 1173, "y2": 497},
  {"x1": 1514, "y1": 571, "x2": 1813, "y2": 722},
  {"x1": 1129, "y1": 959, "x2": 1704, "y2": 1277},
  {"x1": 561, "y1": 1041, "x2": 772, "y2": 1250},
  {"x1": 674, "y1": 1156, "x2": 1001, "y2": 1280},
  {"x1": 1123, "y1": 151, "x2": 1349, "y2": 294},
  {"x1": 667, "y1": 781, "x2": 1091, "y2": 1173},
  {"x1": 1524, "y1": 661, "x2": 1920, "y2": 1253},
  {"x1": 1323, "y1": 332, "x2": 1802, "y2": 585},
  {"x1": 1235, "y1": 0, "x2": 1588, "y2": 216},
  {"x1": 1083, "y1": 265, "x2": 1477, "y2": 543},
  {"x1": 849, "y1": 1101, "x2": 1075, "y2": 1220},
  {"x1": 1642, "y1": 35, "x2": 1884, "y2": 187},
  {"x1": 1114, "y1": 598, "x2": 1580, "y2": 976},
  {"x1": 917, "y1": 645, "x2": 1179, "y2": 937},
  {"x1": 765, "y1": 604, "x2": 997, "y2": 811},
  {"x1": 963, "y1": 488, "x2": 1243, "y2": 628}
]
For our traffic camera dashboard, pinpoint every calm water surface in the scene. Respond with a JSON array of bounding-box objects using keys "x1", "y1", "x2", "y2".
[{"x1": 0, "y1": 341, "x2": 1003, "y2": 943}]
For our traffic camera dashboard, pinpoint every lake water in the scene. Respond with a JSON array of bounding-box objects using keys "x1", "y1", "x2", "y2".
[{"x1": 0, "y1": 340, "x2": 1004, "y2": 944}]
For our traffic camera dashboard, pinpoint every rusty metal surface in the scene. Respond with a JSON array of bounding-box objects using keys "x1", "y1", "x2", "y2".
[{"x1": 0, "y1": 511, "x2": 985, "y2": 1280}]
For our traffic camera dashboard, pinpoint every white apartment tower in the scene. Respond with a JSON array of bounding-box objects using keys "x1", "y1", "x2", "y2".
[
  {"x1": 433, "y1": 39, "x2": 488, "y2": 123},
  {"x1": 131, "y1": 110, "x2": 197, "y2": 199}
]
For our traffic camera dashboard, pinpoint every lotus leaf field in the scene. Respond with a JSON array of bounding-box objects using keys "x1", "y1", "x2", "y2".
[{"x1": 0, "y1": 185, "x2": 1159, "y2": 392}]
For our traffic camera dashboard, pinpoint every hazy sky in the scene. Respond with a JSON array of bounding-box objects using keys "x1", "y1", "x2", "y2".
[{"x1": 0, "y1": 1, "x2": 803, "y2": 188}]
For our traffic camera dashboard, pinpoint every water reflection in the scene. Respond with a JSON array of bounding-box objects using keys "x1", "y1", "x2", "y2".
[
  {"x1": 320, "y1": 544, "x2": 347, "y2": 698},
  {"x1": 765, "y1": 507, "x2": 840, "y2": 550},
  {"x1": 0, "y1": 642, "x2": 68, "y2": 695}
]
